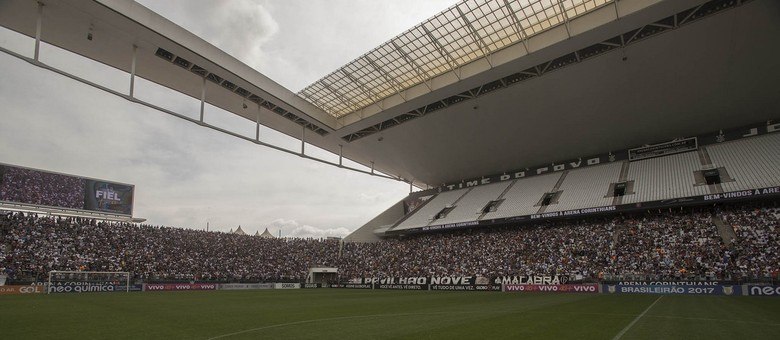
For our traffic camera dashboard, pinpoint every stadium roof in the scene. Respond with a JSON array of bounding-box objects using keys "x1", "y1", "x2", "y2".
[
  {"x1": 1, "y1": 0, "x2": 778, "y2": 189},
  {"x1": 299, "y1": 0, "x2": 616, "y2": 119}
]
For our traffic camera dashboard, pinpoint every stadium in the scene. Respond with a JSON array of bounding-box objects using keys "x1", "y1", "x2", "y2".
[{"x1": 0, "y1": 0, "x2": 779, "y2": 339}]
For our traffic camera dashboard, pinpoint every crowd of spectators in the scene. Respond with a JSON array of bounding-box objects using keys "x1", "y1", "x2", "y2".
[
  {"x1": 0, "y1": 166, "x2": 85, "y2": 209},
  {"x1": 1, "y1": 201, "x2": 777, "y2": 284},
  {"x1": 0, "y1": 214, "x2": 338, "y2": 283},
  {"x1": 723, "y1": 205, "x2": 780, "y2": 280},
  {"x1": 338, "y1": 209, "x2": 744, "y2": 281}
]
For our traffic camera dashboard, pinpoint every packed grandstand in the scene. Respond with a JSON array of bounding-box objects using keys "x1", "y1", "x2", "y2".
[
  {"x1": 1, "y1": 199, "x2": 777, "y2": 284},
  {"x1": 0, "y1": 0, "x2": 777, "y2": 289},
  {"x1": 2, "y1": 0, "x2": 780, "y2": 338},
  {"x1": 1, "y1": 122, "x2": 779, "y2": 286}
]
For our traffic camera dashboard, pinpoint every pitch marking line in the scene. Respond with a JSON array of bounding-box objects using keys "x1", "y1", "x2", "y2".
[{"x1": 612, "y1": 295, "x2": 663, "y2": 340}]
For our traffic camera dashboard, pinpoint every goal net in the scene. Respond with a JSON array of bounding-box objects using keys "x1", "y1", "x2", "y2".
[{"x1": 47, "y1": 271, "x2": 130, "y2": 294}]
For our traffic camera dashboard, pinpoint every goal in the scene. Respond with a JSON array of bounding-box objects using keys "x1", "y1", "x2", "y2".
[{"x1": 47, "y1": 271, "x2": 131, "y2": 294}]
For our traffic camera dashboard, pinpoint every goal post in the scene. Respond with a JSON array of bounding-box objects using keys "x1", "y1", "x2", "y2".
[{"x1": 47, "y1": 271, "x2": 131, "y2": 294}]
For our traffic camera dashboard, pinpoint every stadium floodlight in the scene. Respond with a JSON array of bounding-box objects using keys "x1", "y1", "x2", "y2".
[{"x1": 47, "y1": 271, "x2": 131, "y2": 294}]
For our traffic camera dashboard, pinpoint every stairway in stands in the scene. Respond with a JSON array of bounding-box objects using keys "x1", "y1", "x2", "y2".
[
  {"x1": 697, "y1": 146, "x2": 725, "y2": 194},
  {"x1": 477, "y1": 180, "x2": 518, "y2": 220},
  {"x1": 536, "y1": 171, "x2": 568, "y2": 214},
  {"x1": 425, "y1": 188, "x2": 473, "y2": 227},
  {"x1": 711, "y1": 215, "x2": 737, "y2": 246},
  {"x1": 612, "y1": 161, "x2": 631, "y2": 206}
]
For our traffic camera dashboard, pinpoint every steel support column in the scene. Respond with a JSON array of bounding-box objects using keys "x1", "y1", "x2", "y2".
[
  {"x1": 34, "y1": 2, "x2": 43, "y2": 61},
  {"x1": 199, "y1": 77, "x2": 206, "y2": 122},
  {"x1": 255, "y1": 109, "x2": 261, "y2": 141},
  {"x1": 129, "y1": 45, "x2": 137, "y2": 98},
  {"x1": 300, "y1": 125, "x2": 305, "y2": 155}
]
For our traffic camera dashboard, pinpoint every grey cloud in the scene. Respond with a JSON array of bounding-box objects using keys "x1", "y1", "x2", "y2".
[
  {"x1": 0, "y1": 1, "x2": 457, "y2": 238},
  {"x1": 136, "y1": 0, "x2": 279, "y2": 71}
]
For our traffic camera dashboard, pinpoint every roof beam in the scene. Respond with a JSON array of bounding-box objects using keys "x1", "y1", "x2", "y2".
[
  {"x1": 557, "y1": 0, "x2": 572, "y2": 39},
  {"x1": 312, "y1": 82, "x2": 352, "y2": 113},
  {"x1": 320, "y1": 80, "x2": 362, "y2": 117},
  {"x1": 455, "y1": 5, "x2": 493, "y2": 67},
  {"x1": 501, "y1": 0, "x2": 530, "y2": 54},
  {"x1": 420, "y1": 25, "x2": 462, "y2": 80},
  {"x1": 364, "y1": 55, "x2": 408, "y2": 102},
  {"x1": 390, "y1": 40, "x2": 433, "y2": 92},
  {"x1": 299, "y1": 89, "x2": 338, "y2": 116},
  {"x1": 342, "y1": 69, "x2": 383, "y2": 110}
]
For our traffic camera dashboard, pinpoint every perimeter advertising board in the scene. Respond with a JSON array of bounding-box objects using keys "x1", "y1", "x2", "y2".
[
  {"x1": 274, "y1": 283, "x2": 301, "y2": 289},
  {"x1": 429, "y1": 276, "x2": 501, "y2": 291},
  {"x1": 345, "y1": 276, "x2": 502, "y2": 290},
  {"x1": 143, "y1": 283, "x2": 217, "y2": 291},
  {"x1": 0, "y1": 285, "x2": 45, "y2": 295},
  {"x1": 746, "y1": 285, "x2": 780, "y2": 296},
  {"x1": 48, "y1": 281, "x2": 138, "y2": 293},
  {"x1": 329, "y1": 283, "x2": 372, "y2": 289},
  {"x1": 503, "y1": 284, "x2": 599, "y2": 293},
  {"x1": 603, "y1": 284, "x2": 741, "y2": 296},
  {"x1": 219, "y1": 283, "x2": 274, "y2": 290},
  {"x1": 0, "y1": 163, "x2": 134, "y2": 215},
  {"x1": 375, "y1": 284, "x2": 428, "y2": 290}
]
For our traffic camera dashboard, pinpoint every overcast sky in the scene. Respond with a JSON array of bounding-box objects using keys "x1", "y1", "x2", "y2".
[{"x1": 0, "y1": 0, "x2": 456, "y2": 237}]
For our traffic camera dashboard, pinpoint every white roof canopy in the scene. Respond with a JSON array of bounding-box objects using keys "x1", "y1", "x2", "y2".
[{"x1": 299, "y1": 0, "x2": 614, "y2": 119}]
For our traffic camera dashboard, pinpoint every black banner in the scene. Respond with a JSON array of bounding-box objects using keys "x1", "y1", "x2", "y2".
[
  {"x1": 343, "y1": 276, "x2": 502, "y2": 291},
  {"x1": 429, "y1": 285, "x2": 501, "y2": 291},
  {"x1": 329, "y1": 283, "x2": 372, "y2": 289},
  {"x1": 629, "y1": 137, "x2": 698, "y2": 161},
  {"x1": 493, "y1": 275, "x2": 569, "y2": 285},
  {"x1": 605, "y1": 281, "x2": 725, "y2": 286},
  {"x1": 375, "y1": 284, "x2": 427, "y2": 290}
]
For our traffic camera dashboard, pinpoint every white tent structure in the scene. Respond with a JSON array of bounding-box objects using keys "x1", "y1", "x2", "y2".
[{"x1": 257, "y1": 228, "x2": 275, "y2": 238}]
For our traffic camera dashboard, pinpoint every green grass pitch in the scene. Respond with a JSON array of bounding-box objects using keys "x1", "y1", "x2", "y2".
[{"x1": 1, "y1": 290, "x2": 779, "y2": 339}]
